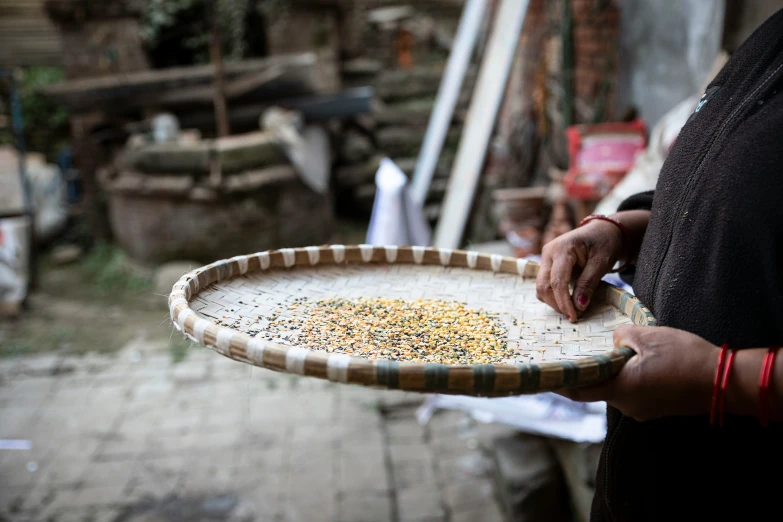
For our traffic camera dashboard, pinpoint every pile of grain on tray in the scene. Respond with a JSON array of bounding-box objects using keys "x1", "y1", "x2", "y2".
[{"x1": 255, "y1": 297, "x2": 514, "y2": 364}]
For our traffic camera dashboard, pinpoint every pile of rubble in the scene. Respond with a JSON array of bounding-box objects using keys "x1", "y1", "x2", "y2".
[
  {"x1": 334, "y1": 63, "x2": 475, "y2": 220},
  {"x1": 260, "y1": 0, "x2": 472, "y2": 221}
]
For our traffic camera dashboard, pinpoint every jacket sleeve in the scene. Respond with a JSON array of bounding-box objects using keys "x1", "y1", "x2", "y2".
[
  {"x1": 615, "y1": 190, "x2": 654, "y2": 284},
  {"x1": 617, "y1": 190, "x2": 654, "y2": 212}
]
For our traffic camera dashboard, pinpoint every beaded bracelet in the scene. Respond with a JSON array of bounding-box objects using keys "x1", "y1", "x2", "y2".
[{"x1": 578, "y1": 214, "x2": 632, "y2": 273}]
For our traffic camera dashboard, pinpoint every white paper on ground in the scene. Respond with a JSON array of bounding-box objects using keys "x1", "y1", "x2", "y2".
[
  {"x1": 417, "y1": 393, "x2": 607, "y2": 443},
  {"x1": 0, "y1": 440, "x2": 32, "y2": 450},
  {"x1": 366, "y1": 158, "x2": 431, "y2": 246}
]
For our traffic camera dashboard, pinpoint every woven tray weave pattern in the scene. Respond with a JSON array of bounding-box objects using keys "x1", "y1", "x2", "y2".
[{"x1": 169, "y1": 246, "x2": 656, "y2": 396}]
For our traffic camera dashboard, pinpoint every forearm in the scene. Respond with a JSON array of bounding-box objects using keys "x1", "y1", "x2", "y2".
[
  {"x1": 609, "y1": 210, "x2": 650, "y2": 263},
  {"x1": 725, "y1": 348, "x2": 783, "y2": 422}
]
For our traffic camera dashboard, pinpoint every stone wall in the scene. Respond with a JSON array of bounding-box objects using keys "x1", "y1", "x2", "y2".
[
  {"x1": 44, "y1": 0, "x2": 149, "y2": 79},
  {"x1": 106, "y1": 168, "x2": 333, "y2": 265},
  {"x1": 102, "y1": 133, "x2": 333, "y2": 265}
]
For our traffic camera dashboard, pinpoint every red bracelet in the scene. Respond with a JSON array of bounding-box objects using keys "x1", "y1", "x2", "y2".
[
  {"x1": 719, "y1": 347, "x2": 736, "y2": 427},
  {"x1": 759, "y1": 345, "x2": 779, "y2": 427},
  {"x1": 578, "y1": 214, "x2": 632, "y2": 273},
  {"x1": 710, "y1": 344, "x2": 729, "y2": 428}
]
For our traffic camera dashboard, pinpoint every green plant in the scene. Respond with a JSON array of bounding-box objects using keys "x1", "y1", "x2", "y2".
[
  {"x1": 169, "y1": 335, "x2": 193, "y2": 363},
  {"x1": 0, "y1": 325, "x2": 77, "y2": 358},
  {"x1": 0, "y1": 338, "x2": 34, "y2": 358},
  {"x1": 0, "y1": 67, "x2": 69, "y2": 159},
  {"x1": 81, "y1": 243, "x2": 152, "y2": 296}
]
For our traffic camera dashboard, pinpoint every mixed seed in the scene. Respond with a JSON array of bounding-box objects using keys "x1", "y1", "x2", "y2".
[{"x1": 253, "y1": 297, "x2": 515, "y2": 364}]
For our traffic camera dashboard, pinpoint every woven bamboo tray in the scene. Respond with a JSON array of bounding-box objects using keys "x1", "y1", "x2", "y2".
[{"x1": 169, "y1": 245, "x2": 656, "y2": 396}]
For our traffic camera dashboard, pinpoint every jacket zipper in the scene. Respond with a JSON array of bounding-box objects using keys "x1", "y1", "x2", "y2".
[
  {"x1": 648, "y1": 60, "x2": 783, "y2": 309},
  {"x1": 686, "y1": 85, "x2": 720, "y2": 124}
]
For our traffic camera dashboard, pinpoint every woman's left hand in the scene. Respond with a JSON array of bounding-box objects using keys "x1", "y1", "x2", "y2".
[{"x1": 558, "y1": 325, "x2": 720, "y2": 422}]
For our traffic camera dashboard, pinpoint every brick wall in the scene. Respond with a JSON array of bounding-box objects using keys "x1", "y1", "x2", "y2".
[
  {"x1": 571, "y1": 0, "x2": 620, "y2": 123},
  {"x1": 495, "y1": 0, "x2": 620, "y2": 184},
  {"x1": 470, "y1": 0, "x2": 620, "y2": 245}
]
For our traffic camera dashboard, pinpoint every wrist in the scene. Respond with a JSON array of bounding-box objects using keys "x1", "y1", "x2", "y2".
[
  {"x1": 724, "y1": 348, "x2": 773, "y2": 419},
  {"x1": 579, "y1": 215, "x2": 629, "y2": 270},
  {"x1": 698, "y1": 343, "x2": 723, "y2": 417},
  {"x1": 608, "y1": 210, "x2": 650, "y2": 263},
  {"x1": 581, "y1": 218, "x2": 625, "y2": 261}
]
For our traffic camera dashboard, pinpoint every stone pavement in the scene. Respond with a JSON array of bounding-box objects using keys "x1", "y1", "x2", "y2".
[{"x1": 0, "y1": 338, "x2": 508, "y2": 522}]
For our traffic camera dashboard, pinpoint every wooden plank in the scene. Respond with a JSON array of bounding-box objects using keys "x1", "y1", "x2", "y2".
[
  {"x1": 208, "y1": 0, "x2": 230, "y2": 137},
  {"x1": 42, "y1": 54, "x2": 319, "y2": 110},
  {"x1": 174, "y1": 87, "x2": 373, "y2": 131},
  {"x1": 120, "y1": 131, "x2": 286, "y2": 175},
  {"x1": 136, "y1": 68, "x2": 286, "y2": 107},
  {"x1": 433, "y1": 0, "x2": 530, "y2": 249},
  {"x1": 409, "y1": 0, "x2": 487, "y2": 206}
]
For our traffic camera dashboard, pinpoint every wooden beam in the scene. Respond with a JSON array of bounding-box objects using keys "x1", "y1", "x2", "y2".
[
  {"x1": 409, "y1": 0, "x2": 487, "y2": 206},
  {"x1": 208, "y1": 0, "x2": 230, "y2": 137},
  {"x1": 433, "y1": 0, "x2": 530, "y2": 249},
  {"x1": 41, "y1": 54, "x2": 319, "y2": 111},
  {"x1": 148, "y1": 65, "x2": 286, "y2": 107}
]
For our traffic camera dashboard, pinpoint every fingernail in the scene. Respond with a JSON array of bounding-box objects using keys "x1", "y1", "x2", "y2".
[{"x1": 577, "y1": 294, "x2": 588, "y2": 308}]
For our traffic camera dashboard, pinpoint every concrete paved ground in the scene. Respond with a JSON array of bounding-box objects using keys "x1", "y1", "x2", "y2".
[{"x1": 0, "y1": 337, "x2": 508, "y2": 522}]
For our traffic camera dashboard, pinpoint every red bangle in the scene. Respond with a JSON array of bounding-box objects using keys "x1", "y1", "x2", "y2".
[
  {"x1": 710, "y1": 343, "x2": 729, "y2": 428},
  {"x1": 759, "y1": 346, "x2": 779, "y2": 427},
  {"x1": 578, "y1": 214, "x2": 632, "y2": 273},
  {"x1": 719, "y1": 347, "x2": 736, "y2": 427}
]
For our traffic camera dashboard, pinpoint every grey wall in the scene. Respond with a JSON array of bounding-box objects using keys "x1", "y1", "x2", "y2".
[{"x1": 617, "y1": 0, "x2": 725, "y2": 127}]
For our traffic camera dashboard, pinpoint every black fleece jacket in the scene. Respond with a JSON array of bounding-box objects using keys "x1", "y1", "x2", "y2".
[{"x1": 591, "y1": 8, "x2": 783, "y2": 522}]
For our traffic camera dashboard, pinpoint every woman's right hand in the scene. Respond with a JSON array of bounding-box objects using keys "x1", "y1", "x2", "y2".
[{"x1": 535, "y1": 220, "x2": 625, "y2": 323}]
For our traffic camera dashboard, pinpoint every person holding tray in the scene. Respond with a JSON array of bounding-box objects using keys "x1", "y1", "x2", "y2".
[{"x1": 535, "y1": 8, "x2": 783, "y2": 522}]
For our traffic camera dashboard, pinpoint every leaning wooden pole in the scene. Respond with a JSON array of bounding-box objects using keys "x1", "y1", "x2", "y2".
[
  {"x1": 209, "y1": 0, "x2": 231, "y2": 137},
  {"x1": 433, "y1": 0, "x2": 530, "y2": 249}
]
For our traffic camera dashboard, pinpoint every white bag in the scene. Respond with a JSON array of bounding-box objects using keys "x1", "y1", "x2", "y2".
[
  {"x1": 0, "y1": 218, "x2": 27, "y2": 308},
  {"x1": 366, "y1": 158, "x2": 431, "y2": 247}
]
